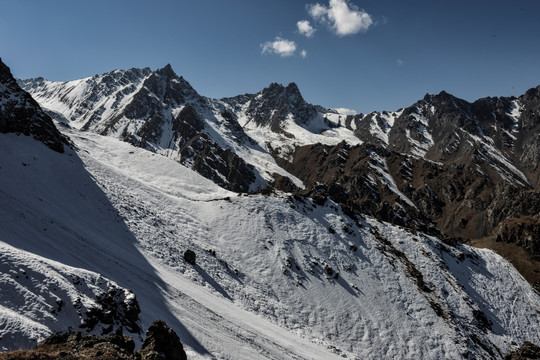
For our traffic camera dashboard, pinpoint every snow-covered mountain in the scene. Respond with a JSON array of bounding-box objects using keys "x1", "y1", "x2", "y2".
[
  {"x1": 2, "y1": 59, "x2": 540, "y2": 358},
  {"x1": 20, "y1": 65, "x2": 540, "y2": 259},
  {"x1": 0, "y1": 240, "x2": 141, "y2": 350},
  {"x1": 18, "y1": 66, "x2": 364, "y2": 192}
]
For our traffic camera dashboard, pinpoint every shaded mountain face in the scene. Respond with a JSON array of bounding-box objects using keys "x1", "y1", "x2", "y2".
[
  {"x1": 20, "y1": 65, "x2": 540, "y2": 281},
  {"x1": 382, "y1": 91, "x2": 540, "y2": 245},
  {"x1": 241, "y1": 82, "x2": 321, "y2": 133},
  {"x1": 0, "y1": 58, "x2": 68, "y2": 152}
]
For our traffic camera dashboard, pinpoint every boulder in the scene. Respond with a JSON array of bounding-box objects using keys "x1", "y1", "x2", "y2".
[
  {"x1": 139, "y1": 320, "x2": 187, "y2": 360},
  {"x1": 183, "y1": 249, "x2": 196, "y2": 265}
]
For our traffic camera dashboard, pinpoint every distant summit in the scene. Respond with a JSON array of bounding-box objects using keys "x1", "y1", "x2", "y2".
[{"x1": 242, "y1": 81, "x2": 320, "y2": 132}]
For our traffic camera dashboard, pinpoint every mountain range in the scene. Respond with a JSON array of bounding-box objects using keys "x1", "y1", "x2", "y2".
[
  {"x1": 2, "y1": 58, "x2": 540, "y2": 359},
  {"x1": 19, "y1": 63, "x2": 540, "y2": 282}
]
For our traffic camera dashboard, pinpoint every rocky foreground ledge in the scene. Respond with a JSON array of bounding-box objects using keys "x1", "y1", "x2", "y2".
[
  {"x1": 504, "y1": 341, "x2": 540, "y2": 360},
  {"x1": 0, "y1": 320, "x2": 187, "y2": 360}
]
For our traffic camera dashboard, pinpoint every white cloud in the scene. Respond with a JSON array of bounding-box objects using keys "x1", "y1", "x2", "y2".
[
  {"x1": 297, "y1": 20, "x2": 316, "y2": 37},
  {"x1": 261, "y1": 37, "x2": 297, "y2": 57},
  {"x1": 308, "y1": 0, "x2": 373, "y2": 36},
  {"x1": 334, "y1": 107, "x2": 357, "y2": 115},
  {"x1": 309, "y1": 3, "x2": 328, "y2": 18},
  {"x1": 301, "y1": 49, "x2": 308, "y2": 58}
]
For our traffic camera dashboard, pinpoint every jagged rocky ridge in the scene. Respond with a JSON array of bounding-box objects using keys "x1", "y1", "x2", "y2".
[{"x1": 319, "y1": 89, "x2": 540, "y2": 287}]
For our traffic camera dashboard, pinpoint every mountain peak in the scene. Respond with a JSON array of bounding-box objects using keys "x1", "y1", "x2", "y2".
[
  {"x1": 437, "y1": 90, "x2": 451, "y2": 97},
  {"x1": 265, "y1": 82, "x2": 285, "y2": 91},
  {"x1": 0, "y1": 57, "x2": 15, "y2": 85},
  {"x1": 139, "y1": 63, "x2": 200, "y2": 104},
  {"x1": 244, "y1": 81, "x2": 318, "y2": 131},
  {"x1": 286, "y1": 82, "x2": 299, "y2": 92},
  {"x1": 423, "y1": 90, "x2": 455, "y2": 102},
  {"x1": 285, "y1": 82, "x2": 303, "y2": 99},
  {"x1": 155, "y1": 63, "x2": 177, "y2": 78},
  {"x1": 420, "y1": 90, "x2": 473, "y2": 114},
  {"x1": 259, "y1": 82, "x2": 304, "y2": 102}
]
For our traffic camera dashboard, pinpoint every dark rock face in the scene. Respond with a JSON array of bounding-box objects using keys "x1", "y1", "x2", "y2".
[
  {"x1": 279, "y1": 142, "x2": 436, "y2": 234},
  {"x1": 0, "y1": 58, "x2": 68, "y2": 152},
  {"x1": 107, "y1": 65, "x2": 203, "y2": 148},
  {"x1": 172, "y1": 105, "x2": 257, "y2": 193},
  {"x1": 494, "y1": 216, "x2": 540, "y2": 254},
  {"x1": 0, "y1": 321, "x2": 186, "y2": 360},
  {"x1": 179, "y1": 133, "x2": 256, "y2": 193},
  {"x1": 173, "y1": 104, "x2": 205, "y2": 145},
  {"x1": 80, "y1": 286, "x2": 141, "y2": 335},
  {"x1": 504, "y1": 341, "x2": 540, "y2": 360},
  {"x1": 268, "y1": 173, "x2": 298, "y2": 193},
  {"x1": 139, "y1": 320, "x2": 187, "y2": 360},
  {"x1": 244, "y1": 82, "x2": 321, "y2": 133},
  {"x1": 121, "y1": 65, "x2": 200, "y2": 120},
  {"x1": 516, "y1": 86, "x2": 540, "y2": 188}
]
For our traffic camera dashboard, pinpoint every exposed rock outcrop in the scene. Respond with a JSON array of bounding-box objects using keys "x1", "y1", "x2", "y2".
[
  {"x1": 504, "y1": 341, "x2": 540, "y2": 360},
  {"x1": 0, "y1": 321, "x2": 186, "y2": 360},
  {"x1": 0, "y1": 58, "x2": 68, "y2": 152},
  {"x1": 139, "y1": 320, "x2": 187, "y2": 360},
  {"x1": 0, "y1": 332, "x2": 136, "y2": 360},
  {"x1": 244, "y1": 82, "x2": 321, "y2": 133}
]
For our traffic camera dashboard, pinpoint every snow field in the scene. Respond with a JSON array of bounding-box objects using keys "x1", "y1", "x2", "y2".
[{"x1": 68, "y1": 130, "x2": 540, "y2": 358}]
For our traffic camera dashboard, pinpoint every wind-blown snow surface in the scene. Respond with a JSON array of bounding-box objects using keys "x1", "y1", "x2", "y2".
[
  {"x1": 0, "y1": 241, "x2": 139, "y2": 350},
  {"x1": 1, "y1": 130, "x2": 540, "y2": 358}
]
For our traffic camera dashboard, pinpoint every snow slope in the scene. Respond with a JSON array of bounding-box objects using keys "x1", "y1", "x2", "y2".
[
  {"x1": 0, "y1": 133, "x2": 341, "y2": 359},
  {"x1": 2, "y1": 129, "x2": 540, "y2": 358},
  {"x1": 0, "y1": 241, "x2": 139, "y2": 351}
]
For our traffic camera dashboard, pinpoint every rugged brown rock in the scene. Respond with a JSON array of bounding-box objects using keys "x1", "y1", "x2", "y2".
[
  {"x1": 0, "y1": 320, "x2": 186, "y2": 360},
  {"x1": 270, "y1": 87, "x2": 540, "y2": 287},
  {"x1": 504, "y1": 341, "x2": 540, "y2": 360},
  {"x1": 0, "y1": 332, "x2": 136, "y2": 360},
  {"x1": 139, "y1": 320, "x2": 187, "y2": 360}
]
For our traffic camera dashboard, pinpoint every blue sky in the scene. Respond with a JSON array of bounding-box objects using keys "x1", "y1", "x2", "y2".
[{"x1": 2, "y1": 0, "x2": 540, "y2": 113}]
